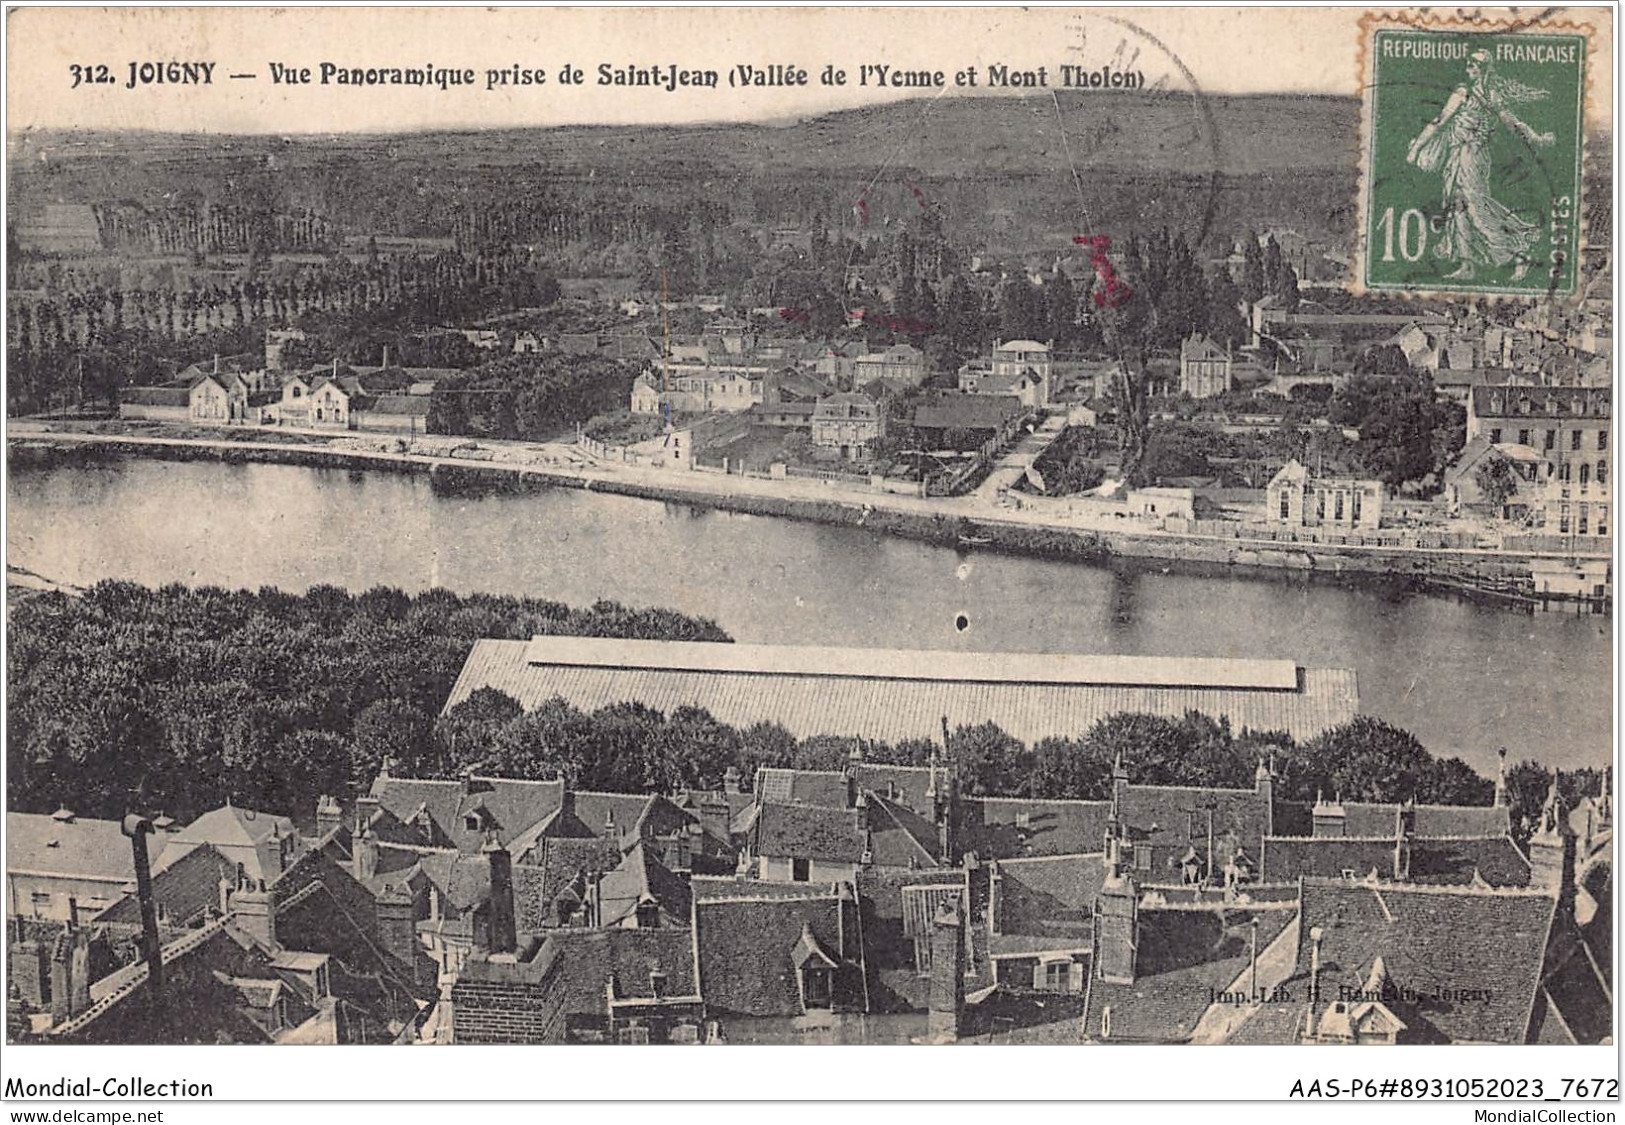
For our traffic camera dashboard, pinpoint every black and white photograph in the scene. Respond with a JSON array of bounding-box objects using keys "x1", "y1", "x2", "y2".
[{"x1": 0, "y1": 4, "x2": 1616, "y2": 1110}]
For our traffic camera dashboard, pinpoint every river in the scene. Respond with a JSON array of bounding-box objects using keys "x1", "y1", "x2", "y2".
[{"x1": 6, "y1": 457, "x2": 1612, "y2": 774}]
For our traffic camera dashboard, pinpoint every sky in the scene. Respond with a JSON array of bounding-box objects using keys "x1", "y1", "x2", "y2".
[{"x1": 5, "y1": 6, "x2": 1614, "y2": 136}]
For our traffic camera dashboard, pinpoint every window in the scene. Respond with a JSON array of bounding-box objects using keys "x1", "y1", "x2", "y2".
[
  {"x1": 1334, "y1": 492, "x2": 1345, "y2": 522},
  {"x1": 792, "y1": 858, "x2": 810, "y2": 882},
  {"x1": 1561, "y1": 462, "x2": 1572, "y2": 483},
  {"x1": 616, "y1": 1023, "x2": 651, "y2": 1045},
  {"x1": 1581, "y1": 464, "x2": 1591, "y2": 487},
  {"x1": 465, "y1": 814, "x2": 481, "y2": 831},
  {"x1": 1352, "y1": 491, "x2": 1363, "y2": 524},
  {"x1": 1573, "y1": 430, "x2": 1584, "y2": 451},
  {"x1": 1316, "y1": 493, "x2": 1325, "y2": 521},
  {"x1": 1600, "y1": 430, "x2": 1609, "y2": 452},
  {"x1": 1560, "y1": 504, "x2": 1571, "y2": 534},
  {"x1": 292, "y1": 386, "x2": 303, "y2": 398},
  {"x1": 1600, "y1": 462, "x2": 1609, "y2": 486},
  {"x1": 1490, "y1": 428, "x2": 1503, "y2": 444},
  {"x1": 1276, "y1": 488, "x2": 1288, "y2": 519},
  {"x1": 1100, "y1": 1006, "x2": 1113, "y2": 1039},
  {"x1": 1598, "y1": 507, "x2": 1608, "y2": 537},
  {"x1": 1519, "y1": 429, "x2": 1530, "y2": 447},
  {"x1": 802, "y1": 966, "x2": 833, "y2": 1009},
  {"x1": 1578, "y1": 505, "x2": 1589, "y2": 536},
  {"x1": 1133, "y1": 844, "x2": 1152, "y2": 871},
  {"x1": 1546, "y1": 429, "x2": 1557, "y2": 450},
  {"x1": 1043, "y1": 959, "x2": 1073, "y2": 992},
  {"x1": 30, "y1": 891, "x2": 52, "y2": 915}
]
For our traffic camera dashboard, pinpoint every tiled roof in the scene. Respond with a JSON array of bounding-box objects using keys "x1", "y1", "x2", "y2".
[
  {"x1": 370, "y1": 774, "x2": 564, "y2": 853},
  {"x1": 867, "y1": 797, "x2": 942, "y2": 868},
  {"x1": 1117, "y1": 783, "x2": 1273, "y2": 882},
  {"x1": 7, "y1": 812, "x2": 144, "y2": 882},
  {"x1": 365, "y1": 394, "x2": 431, "y2": 416},
  {"x1": 417, "y1": 852, "x2": 491, "y2": 914},
  {"x1": 1082, "y1": 901, "x2": 1299, "y2": 1043},
  {"x1": 444, "y1": 638, "x2": 1359, "y2": 744},
  {"x1": 960, "y1": 798, "x2": 1111, "y2": 860},
  {"x1": 1337, "y1": 802, "x2": 1511, "y2": 839},
  {"x1": 1260, "y1": 836, "x2": 1531, "y2": 887},
  {"x1": 120, "y1": 385, "x2": 192, "y2": 407},
  {"x1": 755, "y1": 803, "x2": 864, "y2": 864},
  {"x1": 854, "y1": 764, "x2": 939, "y2": 818},
  {"x1": 595, "y1": 842, "x2": 692, "y2": 927},
  {"x1": 1471, "y1": 384, "x2": 1610, "y2": 420},
  {"x1": 1248, "y1": 880, "x2": 1558, "y2": 1044},
  {"x1": 992, "y1": 854, "x2": 1106, "y2": 953},
  {"x1": 694, "y1": 893, "x2": 866, "y2": 1017},
  {"x1": 913, "y1": 394, "x2": 1024, "y2": 431},
  {"x1": 756, "y1": 768, "x2": 848, "y2": 808}
]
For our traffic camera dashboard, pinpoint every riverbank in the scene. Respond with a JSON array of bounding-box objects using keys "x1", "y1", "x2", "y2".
[{"x1": 7, "y1": 427, "x2": 1608, "y2": 602}]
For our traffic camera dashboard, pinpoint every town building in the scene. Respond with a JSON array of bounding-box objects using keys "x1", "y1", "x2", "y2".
[
  {"x1": 811, "y1": 393, "x2": 884, "y2": 459},
  {"x1": 853, "y1": 344, "x2": 928, "y2": 387},
  {"x1": 1179, "y1": 334, "x2": 1234, "y2": 399},
  {"x1": 1266, "y1": 460, "x2": 1384, "y2": 531},
  {"x1": 1467, "y1": 385, "x2": 1610, "y2": 538}
]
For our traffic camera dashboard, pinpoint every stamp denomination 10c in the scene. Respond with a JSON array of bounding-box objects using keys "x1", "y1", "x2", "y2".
[{"x1": 1360, "y1": 19, "x2": 1587, "y2": 299}]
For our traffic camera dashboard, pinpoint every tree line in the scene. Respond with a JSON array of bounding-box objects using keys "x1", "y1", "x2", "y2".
[
  {"x1": 6, "y1": 582, "x2": 729, "y2": 822},
  {"x1": 10, "y1": 581, "x2": 1588, "y2": 840}
]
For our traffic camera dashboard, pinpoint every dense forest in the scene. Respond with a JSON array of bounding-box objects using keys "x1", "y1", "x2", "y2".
[
  {"x1": 8, "y1": 581, "x2": 1586, "y2": 842},
  {"x1": 6, "y1": 582, "x2": 728, "y2": 821}
]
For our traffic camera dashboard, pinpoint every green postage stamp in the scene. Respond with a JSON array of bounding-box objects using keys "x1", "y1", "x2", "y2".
[{"x1": 1361, "y1": 16, "x2": 1588, "y2": 298}]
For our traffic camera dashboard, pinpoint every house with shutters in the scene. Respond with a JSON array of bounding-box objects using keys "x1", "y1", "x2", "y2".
[
  {"x1": 1466, "y1": 385, "x2": 1611, "y2": 537},
  {"x1": 1267, "y1": 460, "x2": 1385, "y2": 531}
]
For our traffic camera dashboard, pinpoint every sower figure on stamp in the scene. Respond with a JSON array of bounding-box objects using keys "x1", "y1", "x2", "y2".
[{"x1": 1405, "y1": 49, "x2": 1554, "y2": 281}]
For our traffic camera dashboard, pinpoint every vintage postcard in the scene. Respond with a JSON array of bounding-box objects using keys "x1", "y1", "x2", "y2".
[{"x1": 1, "y1": 4, "x2": 1615, "y2": 1109}]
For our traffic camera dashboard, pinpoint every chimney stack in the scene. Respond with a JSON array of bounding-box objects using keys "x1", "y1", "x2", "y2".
[
  {"x1": 723, "y1": 766, "x2": 741, "y2": 795},
  {"x1": 122, "y1": 814, "x2": 165, "y2": 1015},
  {"x1": 354, "y1": 826, "x2": 379, "y2": 883},
  {"x1": 233, "y1": 880, "x2": 278, "y2": 951},
  {"x1": 927, "y1": 901, "x2": 966, "y2": 1043},
  {"x1": 355, "y1": 792, "x2": 380, "y2": 836},
  {"x1": 484, "y1": 834, "x2": 517, "y2": 955},
  {"x1": 1307, "y1": 924, "x2": 1325, "y2": 1039},
  {"x1": 316, "y1": 795, "x2": 342, "y2": 839},
  {"x1": 375, "y1": 882, "x2": 426, "y2": 989}
]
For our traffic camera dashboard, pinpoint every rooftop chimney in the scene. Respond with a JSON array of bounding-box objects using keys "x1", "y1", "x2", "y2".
[
  {"x1": 233, "y1": 880, "x2": 278, "y2": 951},
  {"x1": 723, "y1": 766, "x2": 742, "y2": 795},
  {"x1": 121, "y1": 814, "x2": 164, "y2": 1016},
  {"x1": 484, "y1": 834, "x2": 517, "y2": 955},
  {"x1": 354, "y1": 827, "x2": 379, "y2": 883},
  {"x1": 315, "y1": 795, "x2": 342, "y2": 839},
  {"x1": 927, "y1": 901, "x2": 965, "y2": 1043}
]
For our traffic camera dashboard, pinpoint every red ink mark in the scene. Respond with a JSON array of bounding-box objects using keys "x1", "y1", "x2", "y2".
[
  {"x1": 904, "y1": 181, "x2": 930, "y2": 211},
  {"x1": 1076, "y1": 234, "x2": 1132, "y2": 309},
  {"x1": 778, "y1": 307, "x2": 811, "y2": 323},
  {"x1": 852, "y1": 197, "x2": 869, "y2": 227},
  {"x1": 851, "y1": 308, "x2": 933, "y2": 334}
]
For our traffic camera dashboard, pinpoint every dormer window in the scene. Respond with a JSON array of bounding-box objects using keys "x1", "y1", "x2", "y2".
[
  {"x1": 801, "y1": 965, "x2": 833, "y2": 1009},
  {"x1": 465, "y1": 814, "x2": 481, "y2": 831},
  {"x1": 1518, "y1": 396, "x2": 1531, "y2": 415}
]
